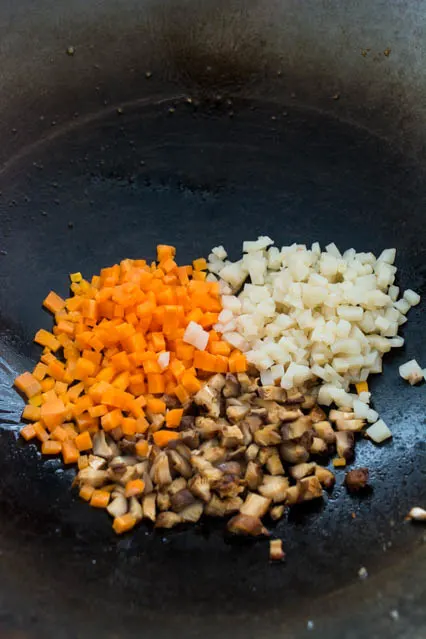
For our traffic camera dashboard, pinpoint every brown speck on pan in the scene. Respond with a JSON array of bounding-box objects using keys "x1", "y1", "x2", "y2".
[
  {"x1": 351, "y1": 512, "x2": 356, "y2": 519},
  {"x1": 361, "y1": 49, "x2": 369, "y2": 57},
  {"x1": 384, "y1": 48, "x2": 391, "y2": 57},
  {"x1": 332, "y1": 93, "x2": 340, "y2": 101},
  {"x1": 66, "y1": 46, "x2": 75, "y2": 56}
]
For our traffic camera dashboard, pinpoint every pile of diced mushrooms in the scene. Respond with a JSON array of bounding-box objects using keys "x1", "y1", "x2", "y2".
[{"x1": 75, "y1": 370, "x2": 368, "y2": 538}]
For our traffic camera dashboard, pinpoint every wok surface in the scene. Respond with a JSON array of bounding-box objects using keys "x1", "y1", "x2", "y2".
[{"x1": 0, "y1": 99, "x2": 425, "y2": 637}]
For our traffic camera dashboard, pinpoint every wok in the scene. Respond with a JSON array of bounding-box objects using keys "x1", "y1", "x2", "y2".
[{"x1": 0, "y1": 0, "x2": 425, "y2": 637}]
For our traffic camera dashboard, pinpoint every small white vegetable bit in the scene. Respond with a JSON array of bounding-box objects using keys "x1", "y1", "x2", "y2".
[
  {"x1": 366, "y1": 419, "x2": 392, "y2": 443},
  {"x1": 406, "y1": 507, "x2": 426, "y2": 521},
  {"x1": 399, "y1": 359, "x2": 424, "y2": 385}
]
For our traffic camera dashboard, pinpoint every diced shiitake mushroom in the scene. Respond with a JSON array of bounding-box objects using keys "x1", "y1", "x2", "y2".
[{"x1": 227, "y1": 514, "x2": 269, "y2": 536}]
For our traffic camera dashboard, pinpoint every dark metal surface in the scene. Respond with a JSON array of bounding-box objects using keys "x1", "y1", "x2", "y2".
[
  {"x1": 0, "y1": 0, "x2": 426, "y2": 637},
  {"x1": 0, "y1": 100, "x2": 425, "y2": 638}
]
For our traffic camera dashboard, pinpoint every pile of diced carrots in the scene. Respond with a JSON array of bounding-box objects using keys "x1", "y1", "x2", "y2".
[{"x1": 15, "y1": 245, "x2": 247, "y2": 469}]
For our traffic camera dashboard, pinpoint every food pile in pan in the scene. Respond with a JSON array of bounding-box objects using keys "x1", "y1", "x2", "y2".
[{"x1": 14, "y1": 239, "x2": 421, "y2": 540}]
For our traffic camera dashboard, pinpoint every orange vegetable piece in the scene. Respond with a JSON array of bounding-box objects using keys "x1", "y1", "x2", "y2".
[
  {"x1": 43, "y1": 291, "x2": 66, "y2": 314},
  {"x1": 22, "y1": 404, "x2": 41, "y2": 422},
  {"x1": 135, "y1": 440, "x2": 149, "y2": 457},
  {"x1": 355, "y1": 381, "x2": 369, "y2": 394},
  {"x1": 15, "y1": 372, "x2": 42, "y2": 398},
  {"x1": 181, "y1": 372, "x2": 201, "y2": 395},
  {"x1": 33, "y1": 362, "x2": 48, "y2": 382},
  {"x1": 193, "y1": 257, "x2": 207, "y2": 271},
  {"x1": 74, "y1": 357, "x2": 96, "y2": 380},
  {"x1": 34, "y1": 329, "x2": 61, "y2": 352},
  {"x1": 153, "y1": 430, "x2": 180, "y2": 447},
  {"x1": 166, "y1": 408, "x2": 183, "y2": 429},
  {"x1": 174, "y1": 384, "x2": 190, "y2": 404},
  {"x1": 101, "y1": 409, "x2": 123, "y2": 431},
  {"x1": 20, "y1": 424, "x2": 37, "y2": 441},
  {"x1": 113, "y1": 513, "x2": 137, "y2": 534},
  {"x1": 147, "y1": 373, "x2": 165, "y2": 394},
  {"x1": 75, "y1": 431, "x2": 93, "y2": 451},
  {"x1": 51, "y1": 426, "x2": 69, "y2": 442},
  {"x1": 79, "y1": 484, "x2": 95, "y2": 501},
  {"x1": 122, "y1": 417, "x2": 137, "y2": 436},
  {"x1": 42, "y1": 440, "x2": 62, "y2": 455},
  {"x1": 62, "y1": 440, "x2": 80, "y2": 464},
  {"x1": 90, "y1": 490, "x2": 110, "y2": 508},
  {"x1": 209, "y1": 340, "x2": 231, "y2": 356},
  {"x1": 41, "y1": 398, "x2": 66, "y2": 430},
  {"x1": 125, "y1": 479, "x2": 145, "y2": 498},
  {"x1": 147, "y1": 398, "x2": 166, "y2": 414},
  {"x1": 32, "y1": 423, "x2": 48, "y2": 443}
]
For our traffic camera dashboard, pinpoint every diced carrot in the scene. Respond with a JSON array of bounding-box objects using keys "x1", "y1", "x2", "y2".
[
  {"x1": 135, "y1": 440, "x2": 149, "y2": 457},
  {"x1": 355, "y1": 381, "x2": 369, "y2": 394},
  {"x1": 62, "y1": 440, "x2": 80, "y2": 464},
  {"x1": 90, "y1": 490, "x2": 110, "y2": 508},
  {"x1": 147, "y1": 398, "x2": 166, "y2": 414},
  {"x1": 79, "y1": 484, "x2": 95, "y2": 501},
  {"x1": 47, "y1": 358, "x2": 66, "y2": 381},
  {"x1": 43, "y1": 291, "x2": 66, "y2": 314},
  {"x1": 78, "y1": 454, "x2": 89, "y2": 470},
  {"x1": 193, "y1": 351, "x2": 217, "y2": 372},
  {"x1": 22, "y1": 404, "x2": 41, "y2": 422},
  {"x1": 151, "y1": 332, "x2": 166, "y2": 352},
  {"x1": 63, "y1": 424, "x2": 78, "y2": 439},
  {"x1": 88, "y1": 404, "x2": 108, "y2": 418},
  {"x1": 41, "y1": 398, "x2": 66, "y2": 429},
  {"x1": 75, "y1": 431, "x2": 93, "y2": 451},
  {"x1": 166, "y1": 408, "x2": 183, "y2": 428},
  {"x1": 174, "y1": 384, "x2": 189, "y2": 403},
  {"x1": 101, "y1": 409, "x2": 123, "y2": 431},
  {"x1": 209, "y1": 340, "x2": 231, "y2": 356},
  {"x1": 147, "y1": 373, "x2": 165, "y2": 394},
  {"x1": 113, "y1": 513, "x2": 137, "y2": 534},
  {"x1": 169, "y1": 359, "x2": 186, "y2": 380},
  {"x1": 20, "y1": 424, "x2": 37, "y2": 441},
  {"x1": 181, "y1": 372, "x2": 201, "y2": 394},
  {"x1": 125, "y1": 479, "x2": 145, "y2": 498},
  {"x1": 34, "y1": 329, "x2": 61, "y2": 352},
  {"x1": 122, "y1": 417, "x2": 137, "y2": 436},
  {"x1": 40, "y1": 377, "x2": 55, "y2": 392},
  {"x1": 33, "y1": 362, "x2": 48, "y2": 382},
  {"x1": 34, "y1": 422, "x2": 49, "y2": 442},
  {"x1": 228, "y1": 351, "x2": 247, "y2": 373},
  {"x1": 51, "y1": 426, "x2": 69, "y2": 442},
  {"x1": 42, "y1": 440, "x2": 62, "y2": 455},
  {"x1": 67, "y1": 381, "x2": 84, "y2": 402},
  {"x1": 215, "y1": 355, "x2": 228, "y2": 373},
  {"x1": 135, "y1": 416, "x2": 149, "y2": 433},
  {"x1": 153, "y1": 430, "x2": 180, "y2": 447},
  {"x1": 193, "y1": 257, "x2": 207, "y2": 271},
  {"x1": 73, "y1": 395, "x2": 93, "y2": 416},
  {"x1": 15, "y1": 372, "x2": 42, "y2": 398},
  {"x1": 29, "y1": 394, "x2": 43, "y2": 407},
  {"x1": 74, "y1": 357, "x2": 96, "y2": 380}
]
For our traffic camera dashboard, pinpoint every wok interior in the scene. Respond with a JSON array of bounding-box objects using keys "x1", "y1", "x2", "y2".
[{"x1": 0, "y1": 1, "x2": 426, "y2": 637}]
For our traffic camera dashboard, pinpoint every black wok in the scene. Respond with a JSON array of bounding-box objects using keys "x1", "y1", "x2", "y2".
[{"x1": 0, "y1": 1, "x2": 425, "y2": 637}]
